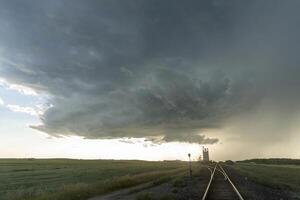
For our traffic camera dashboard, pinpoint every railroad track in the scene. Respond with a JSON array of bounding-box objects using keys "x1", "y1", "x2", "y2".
[{"x1": 202, "y1": 163, "x2": 244, "y2": 200}]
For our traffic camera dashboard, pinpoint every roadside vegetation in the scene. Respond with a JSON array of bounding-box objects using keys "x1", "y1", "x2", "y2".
[
  {"x1": 232, "y1": 163, "x2": 300, "y2": 192},
  {"x1": 0, "y1": 159, "x2": 187, "y2": 200},
  {"x1": 237, "y1": 158, "x2": 300, "y2": 165}
]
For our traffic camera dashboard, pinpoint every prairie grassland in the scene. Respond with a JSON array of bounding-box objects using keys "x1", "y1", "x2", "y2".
[
  {"x1": 0, "y1": 159, "x2": 188, "y2": 200},
  {"x1": 232, "y1": 163, "x2": 300, "y2": 192}
]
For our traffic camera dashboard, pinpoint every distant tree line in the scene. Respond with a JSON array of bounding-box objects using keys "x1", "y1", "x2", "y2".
[{"x1": 237, "y1": 158, "x2": 300, "y2": 165}]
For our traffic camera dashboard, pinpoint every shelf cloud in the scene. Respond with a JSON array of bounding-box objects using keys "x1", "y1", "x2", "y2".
[{"x1": 1, "y1": 0, "x2": 300, "y2": 145}]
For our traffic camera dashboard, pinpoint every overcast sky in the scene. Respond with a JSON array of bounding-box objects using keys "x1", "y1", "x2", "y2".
[{"x1": 1, "y1": 0, "x2": 300, "y2": 161}]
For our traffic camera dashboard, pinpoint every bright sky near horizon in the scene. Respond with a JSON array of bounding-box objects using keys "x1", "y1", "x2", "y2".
[{"x1": 1, "y1": 0, "x2": 300, "y2": 161}]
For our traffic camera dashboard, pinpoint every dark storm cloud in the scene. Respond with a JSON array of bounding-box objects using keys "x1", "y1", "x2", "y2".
[{"x1": 1, "y1": 0, "x2": 300, "y2": 144}]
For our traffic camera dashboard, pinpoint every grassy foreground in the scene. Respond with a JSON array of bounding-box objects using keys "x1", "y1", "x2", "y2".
[
  {"x1": 232, "y1": 163, "x2": 300, "y2": 192},
  {"x1": 0, "y1": 159, "x2": 188, "y2": 200}
]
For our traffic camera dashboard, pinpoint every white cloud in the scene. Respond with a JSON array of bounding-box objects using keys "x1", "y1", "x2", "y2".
[
  {"x1": 0, "y1": 97, "x2": 4, "y2": 106},
  {"x1": 6, "y1": 104, "x2": 50, "y2": 116},
  {"x1": 8, "y1": 84, "x2": 38, "y2": 96},
  {"x1": 35, "y1": 104, "x2": 53, "y2": 115},
  {"x1": 0, "y1": 78, "x2": 37, "y2": 96},
  {"x1": 7, "y1": 104, "x2": 37, "y2": 116}
]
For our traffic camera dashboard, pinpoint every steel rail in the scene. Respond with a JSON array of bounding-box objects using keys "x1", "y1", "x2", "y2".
[
  {"x1": 206, "y1": 166, "x2": 213, "y2": 174},
  {"x1": 201, "y1": 164, "x2": 217, "y2": 200},
  {"x1": 219, "y1": 164, "x2": 245, "y2": 200}
]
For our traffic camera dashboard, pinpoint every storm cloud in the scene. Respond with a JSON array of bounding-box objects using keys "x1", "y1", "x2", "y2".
[{"x1": 1, "y1": 0, "x2": 300, "y2": 144}]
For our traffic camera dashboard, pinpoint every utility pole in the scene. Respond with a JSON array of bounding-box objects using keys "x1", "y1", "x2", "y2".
[{"x1": 188, "y1": 153, "x2": 192, "y2": 178}]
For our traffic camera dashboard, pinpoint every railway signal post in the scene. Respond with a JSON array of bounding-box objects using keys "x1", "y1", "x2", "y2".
[{"x1": 188, "y1": 153, "x2": 192, "y2": 178}]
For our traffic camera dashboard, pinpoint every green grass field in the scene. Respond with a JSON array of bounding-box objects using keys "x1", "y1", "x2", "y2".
[
  {"x1": 232, "y1": 163, "x2": 300, "y2": 192},
  {"x1": 0, "y1": 159, "x2": 188, "y2": 200}
]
